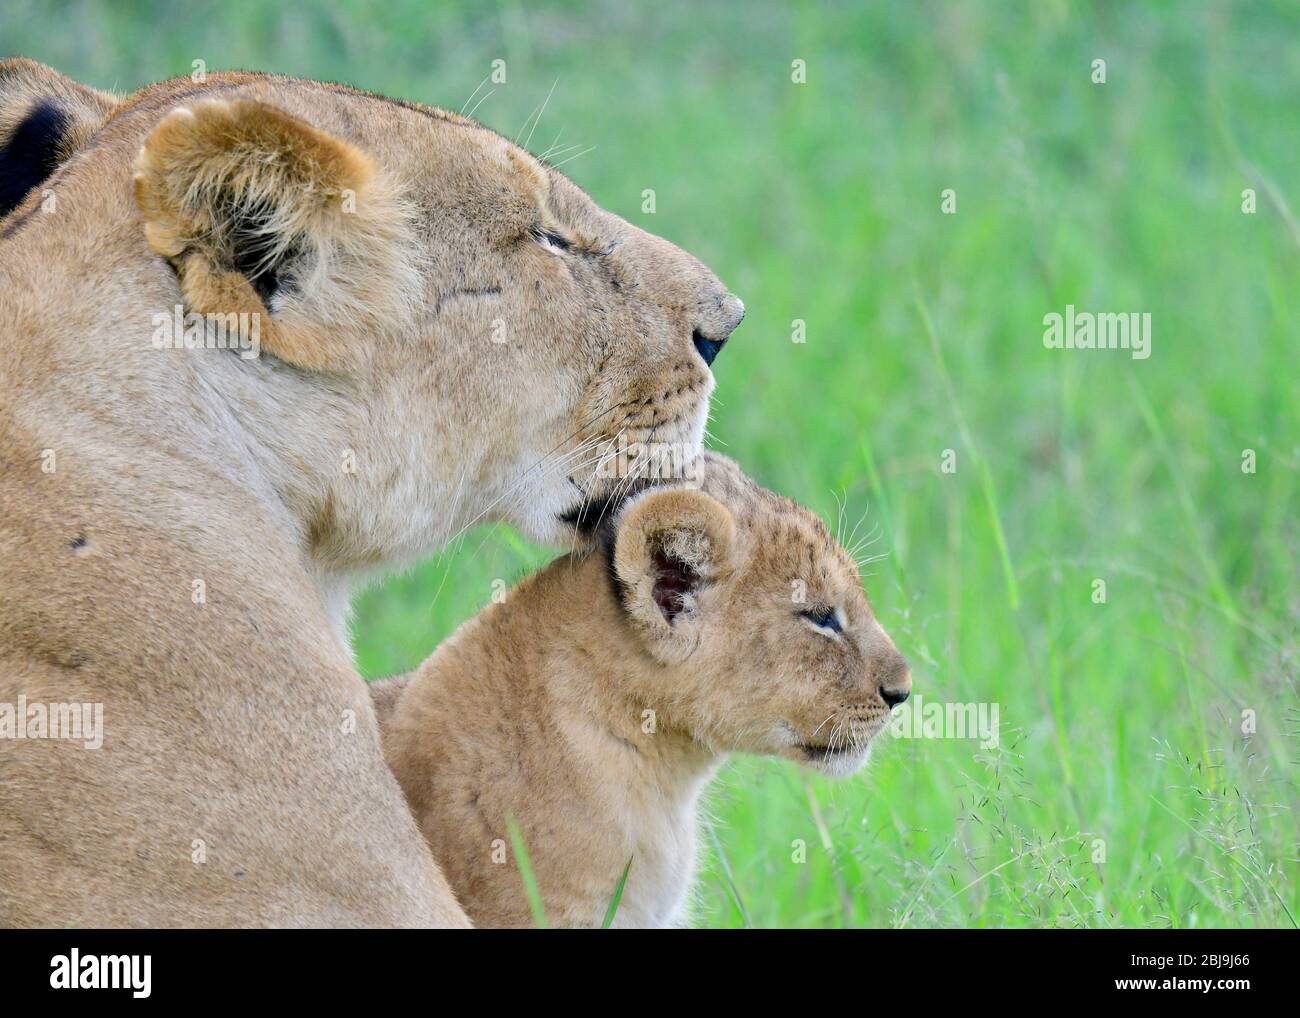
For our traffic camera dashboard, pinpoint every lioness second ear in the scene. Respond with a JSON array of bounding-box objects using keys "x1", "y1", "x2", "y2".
[
  {"x1": 133, "y1": 98, "x2": 411, "y2": 370},
  {"x1": 0, "y1": 59, "x2": 117, "y2": 216},
  {"x1": 613, "y1": 488, "x2": 734, "y2": 659}
]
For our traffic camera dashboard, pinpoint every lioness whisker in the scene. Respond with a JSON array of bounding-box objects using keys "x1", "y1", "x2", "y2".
[
  {"x1": 522, "y1": 78, "x2": 559, "y2": 153},
  {"x1": 459, "y1": 72, "x2": 492, "y2": 115}
]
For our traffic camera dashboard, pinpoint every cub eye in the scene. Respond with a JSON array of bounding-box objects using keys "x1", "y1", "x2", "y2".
[
  {"x1": 801, "y1": 606, "x2": 842, "y2": 634},
  {"x1": 531, "y1": 226, "x2": 571, "y2": 253}
]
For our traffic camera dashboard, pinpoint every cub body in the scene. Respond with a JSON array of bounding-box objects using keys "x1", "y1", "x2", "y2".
[{"x1": 376, "y1": 454, "x2": 910, "y2": 927}]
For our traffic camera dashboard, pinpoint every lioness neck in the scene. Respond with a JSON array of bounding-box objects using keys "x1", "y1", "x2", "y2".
[
  {"x1": 0, "y1": 139, "x2": 463, "y2": 647},
  {"x1": 385, "y1": 551, "x2": 721, "y2": 928}
]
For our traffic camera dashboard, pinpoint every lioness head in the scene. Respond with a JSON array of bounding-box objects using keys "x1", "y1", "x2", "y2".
[
  {"x1": 3, "y1": 64, "x2": 742, "y2": 571},
  {"x1": 606, "y1": 453, "x2": 911, "y2": 777},
  {"x1": 124, "y1": 76, "x2": 742, "y2": 555}
]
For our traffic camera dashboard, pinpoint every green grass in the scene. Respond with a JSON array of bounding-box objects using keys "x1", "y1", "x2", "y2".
[
  {"x1": 9, "y1": 0, "x2": 1295, "y2": 928},
  {"x1": 505, "y1": 816, "x2": 550, "y2": 929}
]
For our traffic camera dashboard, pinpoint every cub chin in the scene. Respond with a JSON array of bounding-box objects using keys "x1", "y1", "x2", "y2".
[{"x1": 374, "y1": 452, "x2": 911, "y2": 928}]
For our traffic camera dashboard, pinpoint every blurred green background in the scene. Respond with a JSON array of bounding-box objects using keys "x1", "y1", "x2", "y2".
[{"x1": 7, "y1": 0, "x2": 1295, "y2": 927}]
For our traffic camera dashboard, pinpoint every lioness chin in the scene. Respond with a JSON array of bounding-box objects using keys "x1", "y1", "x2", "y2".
[{"x1": 0, "y1": 61, "x2": 741, "y2": 927}]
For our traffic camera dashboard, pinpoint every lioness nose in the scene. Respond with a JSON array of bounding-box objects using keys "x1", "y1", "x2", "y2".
[
  {"x1": 692, "y1": 329, "x2": 725, "y2": 366},
  {"x1": 692, "y1": 294, "x2": 745, "y2": 367}
]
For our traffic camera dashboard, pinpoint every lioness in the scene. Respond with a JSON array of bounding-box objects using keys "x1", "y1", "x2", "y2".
[
  {"x1": 0, "y1": 61, "x2": 743, "y2": 927},
  {"x1": 373, "y1": 454, "x2": 911, "y2": 927}
]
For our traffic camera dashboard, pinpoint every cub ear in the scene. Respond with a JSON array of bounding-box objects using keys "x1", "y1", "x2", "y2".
[
  {"x1": 133, "y1": 98, "x2": 413, "y2": 371},
  {"x1": 613, "y1": 487, "x2": 735, "y2": 662},
  {"x1": 0, "y1": 59, "x2": 117, "y2": 216}
]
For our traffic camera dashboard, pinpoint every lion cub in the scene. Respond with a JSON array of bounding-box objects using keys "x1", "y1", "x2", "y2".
[{"x1": 374, "y1": 454, "x2": 910, "y2": 928}]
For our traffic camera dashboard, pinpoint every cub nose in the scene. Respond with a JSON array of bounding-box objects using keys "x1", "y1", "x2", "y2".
[
  {"x1": 877, "y1": 650, "x2": 911, "y2": 710},
  {"x1": 692, "y1": 294, "x2": 745, "y2": 367}
]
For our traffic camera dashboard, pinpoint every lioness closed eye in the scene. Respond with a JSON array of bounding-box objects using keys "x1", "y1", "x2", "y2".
[
  {"x1": 373, "y1": 453, "x2": 911, "y2": 928},
  {"x1": 0, "y1": 62, "x2": 741, "y2": 927}
]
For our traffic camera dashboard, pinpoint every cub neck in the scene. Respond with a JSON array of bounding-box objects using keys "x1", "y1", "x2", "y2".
[
  {"x1": 511, "y1": 551, "x2": 723, "y2": 926},
  {"x1": 513, "y1": 549, "x2": 723, "y2": 799}
]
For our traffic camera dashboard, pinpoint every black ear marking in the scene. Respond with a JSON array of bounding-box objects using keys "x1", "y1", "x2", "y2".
[
  {"x1": 228, "y1": 236, "x2": 284, "y2": 306},
  {"x1": 218, "y1": 195, "x2": 297, "y2": 306},
  {"x1": 0, "y1": 100, "x2": 70, "y2": 217},
  {"x1": 651, "y1": 548, "x2": 699, "y2": 623}
]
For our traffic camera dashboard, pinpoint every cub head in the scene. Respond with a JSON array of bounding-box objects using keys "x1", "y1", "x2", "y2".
[
  {"x1": 123, "y1": 76, "x2": 744, "y2": 559},
  {"x1": 608, "y1": 453, "x2": 911, "y2": 777}
]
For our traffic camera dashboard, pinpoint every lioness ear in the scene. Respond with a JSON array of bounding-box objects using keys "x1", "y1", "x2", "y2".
[
  {"x1": 0, "y1": 59, "x2": 117, "y2": 216},
  {"x1": 613, "y1": 488, "x2": 734, "y2": 662},
  {"x1": 133, "y1": 98, "x2": 412, "y2": 371}
]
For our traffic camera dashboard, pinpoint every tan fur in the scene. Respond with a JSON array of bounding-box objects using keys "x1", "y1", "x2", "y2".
[
  {"x1": 379, "y1": 454, "x2": 910, "y2": 928},
  {"x1": 0, "y1": 62, "x2": 742, "y2": 927}
]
